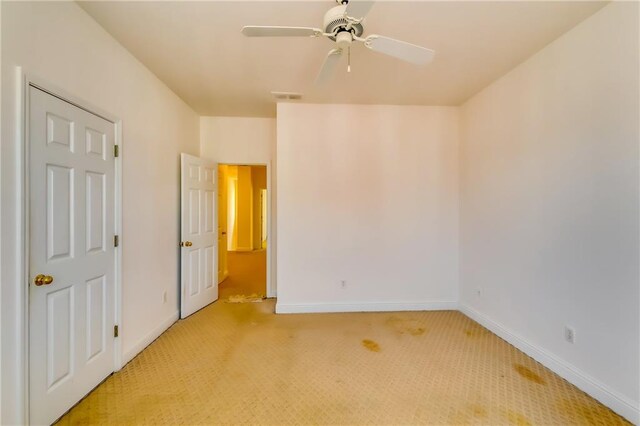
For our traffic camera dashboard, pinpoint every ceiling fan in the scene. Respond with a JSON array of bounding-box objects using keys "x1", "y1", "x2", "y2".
[{"x1": 241, "y1": 0, "x2": 435, "y2": 85}]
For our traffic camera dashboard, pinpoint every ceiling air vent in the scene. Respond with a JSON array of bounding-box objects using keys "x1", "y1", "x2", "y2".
[{"x1": 271, "y1": 91, "x2": 303, "y2": 101}]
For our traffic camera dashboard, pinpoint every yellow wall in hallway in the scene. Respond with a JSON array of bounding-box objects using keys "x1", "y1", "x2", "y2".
[
  {"x1": 236, "y1": 166, "x2": 253, "y2": 251},
  {"x1": 251, "y1": 166, "x2": 267, "y2": 250},
  {"x1": 226, "y1": 165, "x2": 238, "y2": 251}
]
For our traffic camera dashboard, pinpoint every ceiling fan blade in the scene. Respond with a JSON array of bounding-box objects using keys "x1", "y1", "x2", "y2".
[
  {"x1": 241, "y1": 26, "x2": 322, "y2": 37},
  {"x1": 345, "y1": 0, "x2": 375, "y2": 20},
  {"x1": 365, "y1": 35, "x2": 435, "y2": 65},
  {"x1": 315, "y1": 49, "x2": 343, "y2": 86}
]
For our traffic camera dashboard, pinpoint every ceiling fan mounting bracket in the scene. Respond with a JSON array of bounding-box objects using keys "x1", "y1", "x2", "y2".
[{"x1": 323, "y1": 5, "x2": 364, "y2": 41}]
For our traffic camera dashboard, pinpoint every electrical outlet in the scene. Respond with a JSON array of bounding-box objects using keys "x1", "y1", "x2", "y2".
[
  {"x1": 340, "y1": 280, "x2": 347, "y2": 288},
  {"x1": 476, "y1": 288, "x2": 483, "y2": 297},
  {"x1": 162, "y1": 290, "x2": 168, "y2": 303},
  {"x1": 564, "y1": 326, "x2": 576, "y2": 344}
]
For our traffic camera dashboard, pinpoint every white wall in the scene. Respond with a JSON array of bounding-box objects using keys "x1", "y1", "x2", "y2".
[
  {"x1": 1, "y1": 2, "x2": 200, "y2": 423},
  {"x1": 276, "y1": 104, "x2": 459, "y2": 313},
  {"x1": 200, "y1": 117, "x2": 275, "y2": 164},
  {"x1": 200, "y1": 116, "x2": 277, "y2": 295},
  {"x1": 460, "y1": 2, "x2": 639, "y2": 421}
]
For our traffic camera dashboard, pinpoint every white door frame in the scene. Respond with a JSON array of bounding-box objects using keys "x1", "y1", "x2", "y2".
[
  {"x1": 218, "y1": 162, "x2": 275, "y2": 298},
  {"x1": 17, "y1": 70, "x2": 124, "y2": 423}
]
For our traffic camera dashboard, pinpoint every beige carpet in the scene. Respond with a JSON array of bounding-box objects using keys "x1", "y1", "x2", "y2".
[{"x1": 56, "y1": 251, "x2": 628, "y2": 425}]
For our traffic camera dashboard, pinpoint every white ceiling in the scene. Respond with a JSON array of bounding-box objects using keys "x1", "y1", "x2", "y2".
[{"x1": 79, "y1": 1, "x2": 607, "y2": 117}]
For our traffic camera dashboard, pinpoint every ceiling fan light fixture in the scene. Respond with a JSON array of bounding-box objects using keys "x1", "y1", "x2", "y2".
[{"x1": 335, "y1": 31, "x2": 352, "y2": 50}]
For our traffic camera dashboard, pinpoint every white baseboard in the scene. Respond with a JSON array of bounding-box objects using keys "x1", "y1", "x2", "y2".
[
  {"x1": 276, "y1": 301, "x2": 458, "y2": 314},
  {"x1": 122, "y1": 311, "x2": 179, "y2": 366},
  {"x1": 459, "y1": 304, "x2": 639, "y2": 424}
]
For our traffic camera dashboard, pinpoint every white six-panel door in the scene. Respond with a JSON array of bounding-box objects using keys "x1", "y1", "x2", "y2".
[
  {"x1": 29, "y1": 86, "x2": 116, "y2": 425},
  {"x1": 180, "y1": 154, "x2": 218, "y2": 318}
]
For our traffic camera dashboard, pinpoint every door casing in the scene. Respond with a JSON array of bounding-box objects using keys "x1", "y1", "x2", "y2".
[{"x1": 17, "y1": 71, "x2": 124, "y2": 423}]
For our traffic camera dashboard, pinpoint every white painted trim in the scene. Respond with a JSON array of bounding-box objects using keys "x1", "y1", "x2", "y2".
[
  {"x1": 459, "y1": 304, "x2": 639, "y2": 424},
  {"x1": 122, "y1": 311, "x2": 179, "y2": 366},
  {"x1": 265, "y1": 161, "x2": 275, "y2": 298},
  {"x1": 213, "y1": 160, "x2": 219, "y2": 305},
  {"x1": 17, "y1": 66, "x2": 29, "y2": 425},
  {"x1": 113, "y1": 120, "x2": 123, "y2": 371},
  {"x1": 19, "y1": 71, "x2": 124, "y2": 423},
  {"x1": 276, "y1": 301, "x2": 458, "y2": 314}
]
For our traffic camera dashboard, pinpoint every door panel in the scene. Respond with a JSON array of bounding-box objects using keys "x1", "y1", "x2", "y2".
[
  {"x1": 181, "y1": 153, "x2": 218, "y2": 318},
  {"x1": 189, "y1": 189, "x2": 200, "y2": 234},
  {"x1": 29, "y1": 86, "x2": 116, "y2": 425},
  {"x1": 204, "y1": 190, "x2": 215, "y2": 233},
  {"x1": 47, "y1": 113, "x2": 74, "y2": 150},
  {"x1": 85, "y1": 127, "x2": 106, "y2": 159},
  {"x1": 189, "y1": 249, "x2": 201, "y2": 296},
  {"x1": 204, "y1": 246, "x2": 215, "y2": 289},
  {"x1": 86, "y1": 275, "x2": 106, "y2": 362},
  {"x1": 47, "y1": 164, "x2": 74, "y2": 260},
  {"x1": 47, "y1": 286, "x2": 74, "y2": 389},
  {"x1": 86, "y1": 171, "x2": 106, "y2": 253}
]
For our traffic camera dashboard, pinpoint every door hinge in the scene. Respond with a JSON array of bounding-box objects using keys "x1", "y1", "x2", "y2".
[
  {"x1": 114, "y1": 235, "x2": 119, "y2": 247},
  {"x1": 114, "y1": 325, "x2": 119, "y2": 338},
  {"x1": 114, "y1": 145, "x2": 120, "y2": 158}
]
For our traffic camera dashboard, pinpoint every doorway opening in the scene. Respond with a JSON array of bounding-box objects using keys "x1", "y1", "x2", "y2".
[{"x1": 217, "y1": 164, "x2": 268, "y2": 300}]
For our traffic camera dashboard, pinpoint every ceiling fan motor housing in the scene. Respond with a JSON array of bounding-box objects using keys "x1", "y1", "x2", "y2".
[{"x1": 323, "y1": 5, "x2": 364, "y2": 41}]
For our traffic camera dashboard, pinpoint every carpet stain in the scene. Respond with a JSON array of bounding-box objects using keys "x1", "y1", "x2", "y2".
[
  {"x1": 514, "y1": 364, "x2": 545, "y2": 385},
  {"x1": 464, "y1": 327, "x2": 490, "y2": 338},
  {"x1": 505, "y1": 410, "x2": 532, "y2": 426},
  {"x1": 362, "y1": 339, "x2": 381, "y2": 352},
  {"x1": 386, "y1": 316, "x2": 427, "y2": 336},
  {"x1": 408, "y1": 327, "x2": 426, "y2": 336},
  {"x1": 471, "y1": 404, "x2": 488, "y2": 418},
  {"x1": 448, "y1": 403, "x2": 489, "y2": 424}
]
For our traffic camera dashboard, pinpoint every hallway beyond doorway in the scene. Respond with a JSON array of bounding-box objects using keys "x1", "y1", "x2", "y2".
[
  {"x1": 219, "y1": 250, "x2": 267, "y2": 299},
  {"x1": 217, "y1": 164, "x2": 269, "y2": 297}
]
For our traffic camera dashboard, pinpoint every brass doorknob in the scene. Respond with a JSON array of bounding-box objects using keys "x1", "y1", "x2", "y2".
[
  {"x1": 180, "y1": 241, "x2": 193, "y2": 247},
  {"x1": 34, "y1": 274, "x2": 54, "y2": 286}
]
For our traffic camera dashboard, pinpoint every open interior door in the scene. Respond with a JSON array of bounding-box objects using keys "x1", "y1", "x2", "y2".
[{"x1": 180, "y1": 153, "x2": 218, "y2": 318}]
